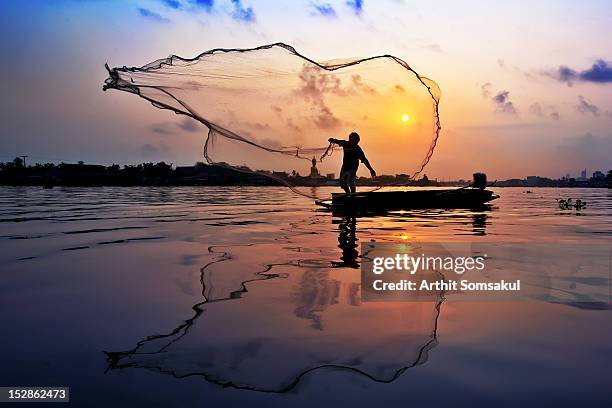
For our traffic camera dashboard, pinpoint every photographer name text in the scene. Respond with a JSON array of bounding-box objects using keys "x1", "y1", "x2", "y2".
[{"x1": 372, "y1": 279, "x2": 521, "y2": 292}]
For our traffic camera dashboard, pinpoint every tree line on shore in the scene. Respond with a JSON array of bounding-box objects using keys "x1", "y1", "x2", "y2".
[{"x1": 1, "y1": 157, "x2": 610, "y2": 188}]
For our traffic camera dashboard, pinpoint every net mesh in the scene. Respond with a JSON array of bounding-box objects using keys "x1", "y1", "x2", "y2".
[{"x1": 103, "y1": 43, "x2": 441, "y2": 198}]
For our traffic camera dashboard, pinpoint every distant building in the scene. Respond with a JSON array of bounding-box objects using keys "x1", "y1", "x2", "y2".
[
  {"x1": 525, "y1": 176, "x2": 539, "y2": 186},
  {"x1": 593, "y1": 170, "x2": 605, "y2": 179},
  {"x1": 272, "y1": 171, "x2": 289, "y2": 179},
  {"x1": 58, "y1": 163, "x2": 107, "y2": 177},
  {"x1": 396, "y1": 173, "x2": 411, "y2": 183},
  {"x1": 500, "y1": 179, "x2": 525, "y2": 187},
  {"x1": 377, "y1": 174, "x2": 396, "y2": 184},
  {"x1": 578, "y1": 168, "x2": 587, "y2": 181},
  {"x1": 326, "y1": 173, "x2": 335, "y2": 180}
]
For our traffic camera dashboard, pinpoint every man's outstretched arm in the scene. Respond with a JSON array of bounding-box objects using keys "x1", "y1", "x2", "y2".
[
  {"x1": 361, "y1": 154, "x2": 377, "y2": 177},
  {"x1": 328, "y1": 138, "x2": 347, "y2": 146}
]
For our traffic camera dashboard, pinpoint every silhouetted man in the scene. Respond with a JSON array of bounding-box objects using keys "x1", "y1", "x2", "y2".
[{"x1": 328, "y1": 132, "x2": 376, "y2": 194}]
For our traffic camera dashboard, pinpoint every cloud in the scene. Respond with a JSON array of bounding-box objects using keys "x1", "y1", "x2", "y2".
[
  {"x1": 160, "y1": 0, "x2": 181, "y2": 9},
  {"x1": 497, "y1": 58, "x2": 536, "y2": 80},
  {"x1": 239, "y1": 120, "x2": 271, "y2": 131},
  {"x1": 255, "y1": 137, "x2": 283, "y2": 149},
  {"x1": 528, "y1": 102, "x2": 543, "y2": 117},
  {"x1": 351, "y1": 74, "x2": 377, "y2": 95},
  {"x1": 529, "y1": 102, "x2": 560, "y2": 120},
  {"x1": 554, "y1": 66, "x2": 578, "y2": 85},
  {"x1": 192, "y1": 0, "x2": 214, "y2": 10},
  {"x1": 492, "y1": 90, "x2": 518, "y2": 116},
  {"x1": 314, "y1": 105, "x2": 341, "y2": 129},
  {"x1": 140, "y1": 144, "x2": 158, "y2": 157},
  {"x1": 140, "y1": 142, "x2": 171, "y2": 158},
  {"x1": 423, "y1": 43, "x2": 443, "y2": 53},
  {"x1": 311, "y1": 3, "x2": 337, "y2": 18},
  {"x1": 183, "y1": 1, "x2": 254, "y2": 22},
  {"x1": 576, "y1": 96, "x2": 599, "y2": 117},
  {"x1": 151, "y1": 123, "x2": 175, "y2": 135},
  {"x1": 481, "y1": 83, "x2": 517, "y2": 116},
  {"x1": 230, "y1": 0, "x2": 255, "y2": 22},
  {"x1": 138, "y1": 7, "x2": 170, "y2": 23},
  {"x1": 295, "y1": 66, "x2": 344, "y2": 129},
  {"x1": 547, "y1": 59, "x2": 612, "y2": 86},
  {"x1": 291, "y1": 66, "x2": 389, "y2": 131},
  {"x1": 148, "y1": 0, "x2": 254, "y2": 24},
  {"x1": 286, "y1": 118, "x2": 302, "y2": 134},
  {"x1": 296, "y1": 66, "x2": 345, "y2": 98},
  {"x1": 580, "y1": 60, "x2": 612, "y2": 83},
  {"x1": 177, "y1": 117, "x2": 200, "y2": 132},
  {"x1": 151, "y1": 117, "x2": 200, "y2": 134},
  {"x1": 346, "y1": 0, "x2": 363, "y2": 15},
  {"x1": 481, "y1": 82, "x2": 492, "y2": 98},
  {"x1": 556, "y1": 133, "x2": 612, "y2": 168}
]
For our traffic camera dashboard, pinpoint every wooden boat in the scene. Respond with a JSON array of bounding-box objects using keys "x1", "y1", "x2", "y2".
[{"x1": 315, "y1": 187, "x2": 498, "y2": 213}]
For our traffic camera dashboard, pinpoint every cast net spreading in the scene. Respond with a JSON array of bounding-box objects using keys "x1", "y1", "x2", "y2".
[{"x1": 103, "y1": 43, "x2": 441, "y2": 198}]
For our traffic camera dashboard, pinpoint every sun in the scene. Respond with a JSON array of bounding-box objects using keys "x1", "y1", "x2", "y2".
[{"x1": 401, "y1": 113, "x2": 410, "y2": 123}]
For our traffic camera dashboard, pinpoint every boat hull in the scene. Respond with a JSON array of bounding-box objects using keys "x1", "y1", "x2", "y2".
[{"x1": 316, "y1": 188, "x2": 498, "y2": 213}]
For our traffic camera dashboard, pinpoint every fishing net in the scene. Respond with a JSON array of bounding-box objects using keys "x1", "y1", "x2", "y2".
[
  {"x1": 106, "y1": 243, "x2": 442, "y2": 392},
  {"x1": 103, "y1": 43, "x2": 441, "y2": 198}
]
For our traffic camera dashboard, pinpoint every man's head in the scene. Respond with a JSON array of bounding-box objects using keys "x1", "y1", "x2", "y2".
[{"x1": 348, "y1": 132, "x2": 360, "y2": 144}]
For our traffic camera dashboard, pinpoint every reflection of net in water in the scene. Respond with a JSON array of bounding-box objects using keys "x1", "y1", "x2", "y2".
[
  {"x1": 106, "y1": 243, "x2": 442, "y2": 392},
  {"x1": 103, "y1": 43, "x2": 441, "y2": 198}
]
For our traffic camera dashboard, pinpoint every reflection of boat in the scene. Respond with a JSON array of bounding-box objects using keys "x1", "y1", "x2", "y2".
[{"x1": 316, "y1": 188, "x2": 499, "y2": 213}]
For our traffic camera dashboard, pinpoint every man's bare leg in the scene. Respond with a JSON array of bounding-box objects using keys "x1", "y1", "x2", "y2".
[
  {"x1": 340, "y1": 174, "x2": 351, "y2": 194},
  {"x1": 349, "y1": 172, "x2": 357, "y2": 194}
]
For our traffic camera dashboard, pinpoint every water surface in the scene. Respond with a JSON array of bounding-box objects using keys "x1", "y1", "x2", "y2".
[{"x1": 0, "y1": 187, "x2": 610, "y2": 406}]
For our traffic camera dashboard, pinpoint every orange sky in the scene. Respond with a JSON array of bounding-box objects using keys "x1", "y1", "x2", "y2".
[{"x1": 1, "y1": 1, "x2": 611, "y2": 179}]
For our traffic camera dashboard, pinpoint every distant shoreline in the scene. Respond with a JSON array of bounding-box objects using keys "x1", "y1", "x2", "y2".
[
  {"x1": 1, "y1": 183, "x2": 608, "y2": 189},
  {"x1": 1, "y1": 160, "x2": 610, "y2": 189}
]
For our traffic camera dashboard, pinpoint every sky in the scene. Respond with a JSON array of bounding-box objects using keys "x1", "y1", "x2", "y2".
[{"x1": 1, "y1": 0, "x2": 611, "y2": 179}]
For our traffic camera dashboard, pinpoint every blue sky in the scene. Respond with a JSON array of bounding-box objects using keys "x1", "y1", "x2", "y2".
[{"x1": 0, "y1": 0, "x2": 611, "y2": 178}]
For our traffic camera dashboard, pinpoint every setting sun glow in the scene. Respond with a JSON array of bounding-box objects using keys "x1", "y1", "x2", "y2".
[{"x1": 401, "y1": 113, "x2": 409, "y2": 123}]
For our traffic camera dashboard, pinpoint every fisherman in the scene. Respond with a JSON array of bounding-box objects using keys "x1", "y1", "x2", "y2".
[{"x1": 328, "y1": 132, "x2": 376, "y2": 194}]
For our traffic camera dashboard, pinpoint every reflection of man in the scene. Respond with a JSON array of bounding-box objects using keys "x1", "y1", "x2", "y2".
[
  {"x1": 328, "y1": 132, "x2": 376, "y2": 194},
  {"x1": 332, "y1": 216, "x2": 359, "y2": 269}
]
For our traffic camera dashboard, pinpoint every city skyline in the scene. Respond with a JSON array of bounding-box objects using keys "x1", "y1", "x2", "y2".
[{"x1": 2, "y1": 156, "x2": 609, "y2": 187}]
